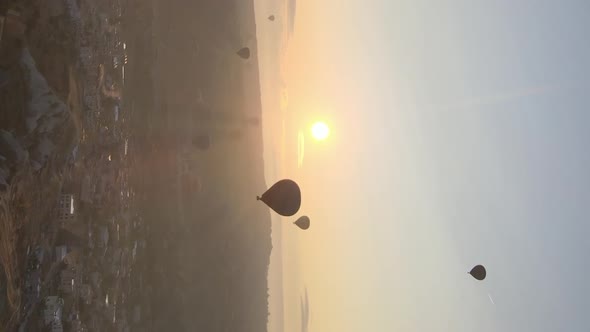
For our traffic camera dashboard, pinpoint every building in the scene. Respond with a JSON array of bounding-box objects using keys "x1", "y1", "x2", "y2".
[
  {"x1": 55, "y1": 246, "x2": 68, "y2": 262},
  {"x1": 50, "y1": 320, "x2": 64, "y2": 332},
  {"x1": 58, "y1": 194, "x2": 75, "y2": 222},
  {"x1": 58, "y1": 268, "x2": 78, "y2": 294},
  {"x1": 44, "y1": 296, "x2": 64, "y2": 308},
  {"x1": 24, "y1": 270, "x2": 41, "y2": 301},
  {"x1": 43, "y1": 296, "x2": 64, "y2": 325}
]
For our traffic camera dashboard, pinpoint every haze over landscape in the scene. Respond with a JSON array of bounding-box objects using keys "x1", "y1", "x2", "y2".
[
  {"x1": 258, "y1": 1, "x2": 590, "y2": 332},
  {"x1": 2, "y1": 0, "x2": 590, "y2": 331}
]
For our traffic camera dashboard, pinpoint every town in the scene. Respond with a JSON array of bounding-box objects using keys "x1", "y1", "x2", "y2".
[
  {"x1": 3, "y1": 0, "x2": 150, "y2": 330},
  {"x1": 2, "y1": 0, "x2": 273, "y2": 330}
]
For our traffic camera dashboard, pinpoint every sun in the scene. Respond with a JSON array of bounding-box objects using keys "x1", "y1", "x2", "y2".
[{"x1": 311, "y1": 121, "x2": 330, "y2": 141}]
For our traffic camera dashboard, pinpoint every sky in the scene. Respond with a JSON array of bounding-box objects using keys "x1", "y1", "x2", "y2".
[{"x1": 255, "y1": 1, "x2": 590, "y2": 331}]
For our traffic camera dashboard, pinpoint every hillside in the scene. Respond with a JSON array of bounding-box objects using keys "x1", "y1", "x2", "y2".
[{"x1": 125, "y1": 0, "x2": 273, "y2": 330}]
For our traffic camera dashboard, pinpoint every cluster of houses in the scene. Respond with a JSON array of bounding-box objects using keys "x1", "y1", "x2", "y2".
[
  {"x1": 22, "y1": 185, "x2": 148, "y2": 331},
  {"x1": 17, "y1": 0, "x2": 151, "y2": 331}
]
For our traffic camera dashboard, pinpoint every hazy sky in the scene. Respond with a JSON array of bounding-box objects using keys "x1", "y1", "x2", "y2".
[{"x1": 256, "y1": 1, "x2": 590, "y2": 331}]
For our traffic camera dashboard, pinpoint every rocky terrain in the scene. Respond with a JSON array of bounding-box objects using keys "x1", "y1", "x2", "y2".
[{"x1": 1, "y1": 0, "x2": 273, "y2": 330}]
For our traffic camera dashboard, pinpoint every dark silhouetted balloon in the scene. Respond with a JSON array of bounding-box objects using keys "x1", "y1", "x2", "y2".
[
  {"x1": 268, "y1": 15, "x2": 275, "y2": 21},
  {"x1": 257, "y1": 179, "x2": 301, "y2": 216},
  {"x1": 293, "y1": 216, "x2": 310, "y2": 230},
  {"x1": 236, "y1": 47, "x2": 251, "y2": 59},
  {"x1": 469, "y1": 265, "x2": 486, "y2": 281}
]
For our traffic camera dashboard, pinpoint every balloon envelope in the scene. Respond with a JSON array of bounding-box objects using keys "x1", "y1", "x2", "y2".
[
  {"x1": 469, "y1": 265, "x2": 487, "y2": 280},
  {"x1": 294, "y1": 216, "x2": 310, "y2": 230},
  {"x1": 268, "y1": 15, "x2": 275, "y2": 21},
  {"x1": 257, "y1": 179, "x2": 301, "y2": 216},
  {"x1": 236, "y1": 47, "x2": 250, "y2": 59}
]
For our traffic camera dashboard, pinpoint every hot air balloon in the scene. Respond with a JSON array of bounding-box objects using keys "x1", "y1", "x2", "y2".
[
  {"x1": 294, "y1": 216, "x2": 310, "y2": 230},
  {"x1": 268, "y1": 15, "x2": 275, "y2": 21},
  {"x1": 257, "y1": 179, "x2": 301, "y2": 216},
  {"x1": 469, "y1": 265, "x2": 487, "y2": 281},
  {"x1": 236, "y1": 47, "x2": 250, "y2": 59}
]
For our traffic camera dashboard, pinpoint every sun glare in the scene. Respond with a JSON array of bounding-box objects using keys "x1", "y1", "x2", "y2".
[{"x1": 311, "y1": 121, "x2": 330, "y2": 141}]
